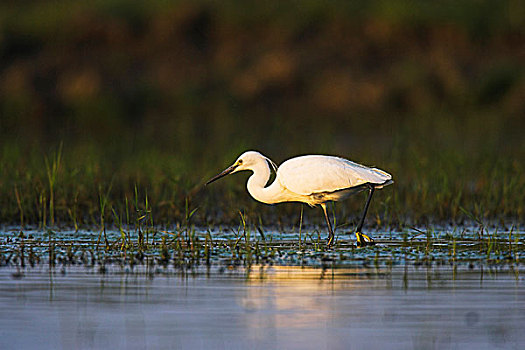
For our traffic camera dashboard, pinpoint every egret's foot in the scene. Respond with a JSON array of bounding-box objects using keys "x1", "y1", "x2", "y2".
[
  {"x1": 355, "y1": 232, "x2": 375, "y2": 247},
  {"x1": 326, "y1": 234, "x2": 335, "y2": 247}
]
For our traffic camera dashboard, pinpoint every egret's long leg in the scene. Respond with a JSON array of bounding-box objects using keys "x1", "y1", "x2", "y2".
[
  {"x1": 355, "y1": 185, "x2": 376, "y2": 246},
  {"x1": 321, "y1": 203, "x2": 335, "y2": 246}
]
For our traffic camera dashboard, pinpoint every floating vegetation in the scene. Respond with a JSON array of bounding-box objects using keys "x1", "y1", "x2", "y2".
[{"x1": 1, "y1": 225, "x2": 523, "y2": 275}]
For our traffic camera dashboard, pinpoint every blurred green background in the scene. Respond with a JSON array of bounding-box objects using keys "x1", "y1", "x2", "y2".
[{"x1": 1, "y1": 0, "x2": 524, "y2": 228}]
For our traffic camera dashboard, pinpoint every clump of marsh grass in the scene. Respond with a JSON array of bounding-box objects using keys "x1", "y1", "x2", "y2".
[
  {"x1": 14, "y1": 186, "x2": 24, "y2": 228},
  {"x1": 96, "y1": 182, "x2": 113, "y2": 250},
  {"x1": 44, "y1": 143, "x2": 62, "y2": 227}
]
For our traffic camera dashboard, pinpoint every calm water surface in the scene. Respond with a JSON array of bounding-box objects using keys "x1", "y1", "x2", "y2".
[{"x1": 0, "y1": 265, "x2": 523, "y2": 350}]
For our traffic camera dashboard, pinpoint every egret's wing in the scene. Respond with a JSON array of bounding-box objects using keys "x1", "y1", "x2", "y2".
[{"x1": 277, "y1": 155, "x2": 392, "y2": 195}]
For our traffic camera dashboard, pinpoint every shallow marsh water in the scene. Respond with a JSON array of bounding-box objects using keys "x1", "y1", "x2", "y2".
[
  {"x1": 1, "y1": 227, "x2": 524, "y2": 349},
  {"x1": 1, "y1": 265, "x2": 524, "y2": 350}
]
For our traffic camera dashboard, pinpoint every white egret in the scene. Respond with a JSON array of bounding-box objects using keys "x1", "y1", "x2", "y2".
[{"x1": 206, "y1": 151, "x2": 393, "y2": 246}]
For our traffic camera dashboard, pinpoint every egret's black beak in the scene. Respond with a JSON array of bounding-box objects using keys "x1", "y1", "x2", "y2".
[{"x1": 206, "y1": 164, "x2": 238, "y2": 185}]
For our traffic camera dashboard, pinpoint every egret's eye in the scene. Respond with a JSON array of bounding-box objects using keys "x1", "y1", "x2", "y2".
[{"x1": 238, "y1": 159, "x2": 243, "y2": 165}]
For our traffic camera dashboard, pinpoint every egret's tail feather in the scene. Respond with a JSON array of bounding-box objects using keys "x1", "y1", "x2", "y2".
[{"x1": 374, "y1": 179, "x2": 394, "y2": 189}]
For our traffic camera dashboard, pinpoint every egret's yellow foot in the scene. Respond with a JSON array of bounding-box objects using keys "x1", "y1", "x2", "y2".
[
  {"x1": 326, "y1": 234, "x2": 334, "y2": 247},
  {"x1": 355, "y1": 232, "x2": 375, "y2": 247}
]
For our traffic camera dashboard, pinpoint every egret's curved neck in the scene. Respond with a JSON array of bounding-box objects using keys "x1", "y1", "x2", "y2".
[{"x1": 246, "y1": 160, "x2": 283, "y2": 204}]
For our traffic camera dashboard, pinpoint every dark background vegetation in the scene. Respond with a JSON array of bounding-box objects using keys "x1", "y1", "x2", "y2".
[{"x1": 1, "y1": 0, "x2": 524, "y2": 229}]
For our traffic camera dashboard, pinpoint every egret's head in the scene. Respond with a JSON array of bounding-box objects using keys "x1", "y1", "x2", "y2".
[
  {"x1": 206, "y1": 151, "x2": 275, "y2": 185},
  {"x1": 231, "y1": 151, "x2": 266, "y2": 172}
]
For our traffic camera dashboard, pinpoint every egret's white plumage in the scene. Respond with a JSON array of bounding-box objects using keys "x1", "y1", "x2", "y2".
[
  {"x1": 206, "y1": 151, "x2": 393, "y2": 246},
  {"x1": 278, "y1": 155, "x2": 392, "y2": 197}
]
